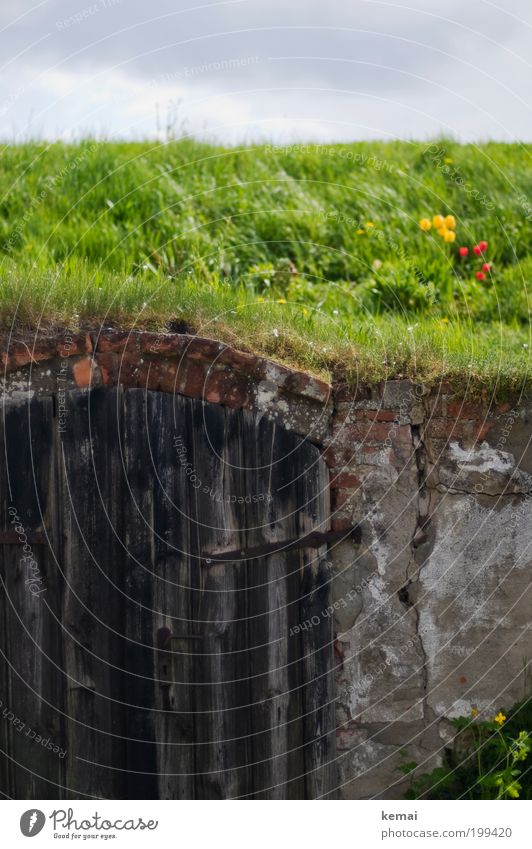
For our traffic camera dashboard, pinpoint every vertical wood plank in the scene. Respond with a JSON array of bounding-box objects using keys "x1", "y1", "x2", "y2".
[
  {"x1": 121, "y1": 389, "x2": 159, "y2": 799},
  {"x1": 151, "y1": 394, "x2": 196, "y2": 800},
  {"x1": 296, "y1": 445, "x2": 338, "y2": 799},
  {"x1": 190, "y1": 403, "x2": 251, "y2": 799},
  {"x1": 0, "y1": 396, "x2": 65, "y2": 799},
  {"x1": 60, "y1": 388, "x2": 126, "y2": 798},
  {"x1": 243, "y1": 415, "x2": 305, "y2": 799}
]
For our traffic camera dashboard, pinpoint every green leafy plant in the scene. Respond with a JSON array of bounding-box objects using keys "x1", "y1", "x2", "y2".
[{"x1": 400, "y1": 698, "x2": 532, "y2": 800}]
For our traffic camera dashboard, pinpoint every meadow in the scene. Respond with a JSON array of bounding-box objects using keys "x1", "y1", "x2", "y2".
[{"x1": 1, "y1": 137, "x2": 531, "y2": 390}]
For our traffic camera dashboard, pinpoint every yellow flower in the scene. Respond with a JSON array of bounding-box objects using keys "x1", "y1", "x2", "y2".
[
  {"x1": 356, "y1": 228, "x2": 366, "y2": 235},
  {"x1": 444, "y1": 157, "x2": 453, "y2": 165},
  {"x1": 440, "y1": 317, "x2": 449, "y2": 324},
  {"x1": 445, "y1": 215, "x2": 456, "y2": 229},
  {"x1": 444, "y1": 230, "x2": 456, "y2": 243},
  {"x1": 433, "y1": 214, "x2": 445, "y2": 228},
  {"x1": 302, "y1": 307, "x2": 309, "y2": 316},
  {"x1": 257, "y1": 296, "x2": 265, "y2": 303},
  {"x1": 419, "y1": 218, "x2": 432, "y2": 231},
  {"x1": 470, "y1": 706, "x2": 479, "y2": 717},
  {"x1": 494, "y1": 712, "x2": 506, "y2": 726},
  {"x1": 437, "y1": 227, "x2": 448, "y2": 238},
  {"x1": 365, "y1": 221, "x2": 375, "y2": 229},
  {"x1": 277, "y1": 298, "x2": 287, "y2": 304}
]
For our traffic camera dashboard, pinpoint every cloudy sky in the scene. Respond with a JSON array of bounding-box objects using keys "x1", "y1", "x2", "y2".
[{"x1": 1, "y1": 0, "x2": 531, "y2": 143}]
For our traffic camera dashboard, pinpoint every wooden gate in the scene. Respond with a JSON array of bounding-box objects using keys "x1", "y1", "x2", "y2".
[{"x1": 0, "y1": 388, "x2": 338, "y2": 799}]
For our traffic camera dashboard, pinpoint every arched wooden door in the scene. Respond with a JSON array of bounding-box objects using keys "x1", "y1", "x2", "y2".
[{"x1": 0, "y1": 388, "x2": 340, "y2": 799}]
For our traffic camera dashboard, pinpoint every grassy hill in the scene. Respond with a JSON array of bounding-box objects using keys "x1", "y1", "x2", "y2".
[{"x1": 1, "y1": 137, "x2": 531, "y2": 389}]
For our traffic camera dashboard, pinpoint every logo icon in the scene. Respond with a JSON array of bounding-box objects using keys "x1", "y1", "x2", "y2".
[{"x1": 20, "y1": 810, "x2": 46, "y2": 837}]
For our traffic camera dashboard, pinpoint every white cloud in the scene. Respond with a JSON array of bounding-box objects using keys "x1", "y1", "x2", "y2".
[{"x1": 0, "y1": 0, "x2": 531, "y2": 141}]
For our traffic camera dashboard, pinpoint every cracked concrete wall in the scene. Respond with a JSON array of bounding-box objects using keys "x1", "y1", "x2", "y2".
[{"x1": 327, "y1": 381, "x2": 532, "y2": 799}]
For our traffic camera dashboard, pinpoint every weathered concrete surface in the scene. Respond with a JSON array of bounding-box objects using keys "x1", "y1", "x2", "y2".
[{"x1": 328, "y1": 383, "x2": 532, "y2": 799}]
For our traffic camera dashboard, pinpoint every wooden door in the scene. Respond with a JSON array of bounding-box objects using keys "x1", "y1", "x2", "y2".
[{"x1": 0, "y1": 388, "x2": 337, "y2": 799}]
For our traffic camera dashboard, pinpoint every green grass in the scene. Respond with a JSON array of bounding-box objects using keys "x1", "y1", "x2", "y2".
[{"x1": 1, "y1": 137, "x2": 531, "y2": 390}]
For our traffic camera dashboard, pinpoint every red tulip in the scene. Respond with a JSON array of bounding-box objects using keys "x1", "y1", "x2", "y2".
[
  {"x1": 476, "y1": 271, "x2": 486, "y2": 281},
  {"x1": 482, "y1": 262, "x2": 491, "y2": 272},
  {"x1": 459, "y1": 246, "x2": 469, "y2": 257},
  {"x1": 473, "y1": 245, "x2": 482, "y2": 256},
  {"x1": 479, "y1": 240, "x2": 488, "y2": 252}
]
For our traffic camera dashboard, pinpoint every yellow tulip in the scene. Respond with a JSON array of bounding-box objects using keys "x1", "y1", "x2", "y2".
[
  {"x1": 445, "y1": 215, "x2": 456, "y2": 229},
  {"x1": 419, "y1": 218, "x2": 432, "y2": 231},
  {"x1": 444, "y1": 230, "x2": 456, "y2": 243},
  {"x1": 433, "y1": 214, "x2": 445, "y2": 228},
  {"x1": 437, "y1": 227, "x2": 448, "y2": 238}
]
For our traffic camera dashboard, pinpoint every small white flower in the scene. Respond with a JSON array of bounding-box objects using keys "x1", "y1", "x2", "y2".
[{"x1": 272, "y1": 328, "x2": 279, "y2": 337}]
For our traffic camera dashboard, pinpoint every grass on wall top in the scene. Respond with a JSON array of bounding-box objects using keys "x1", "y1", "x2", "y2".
[{"x1": 0, "y1": 137, "x2": 531, "y2": 391}]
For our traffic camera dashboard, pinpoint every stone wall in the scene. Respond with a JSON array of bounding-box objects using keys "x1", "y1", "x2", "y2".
[{"x1": 2, "y1": 328, "x2": 531, "y2": 799}]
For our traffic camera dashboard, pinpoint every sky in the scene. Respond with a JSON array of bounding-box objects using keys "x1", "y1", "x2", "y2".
[{"x1": 1, "y1": 0, "x2": 532, "y2": 143}]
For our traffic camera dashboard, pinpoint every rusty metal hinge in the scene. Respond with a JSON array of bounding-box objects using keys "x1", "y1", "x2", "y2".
[{"x1": 202, "y1": 525, "x2": 360, "y2": 564}]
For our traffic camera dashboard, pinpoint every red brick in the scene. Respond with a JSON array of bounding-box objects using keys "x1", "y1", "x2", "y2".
[
  {"x1": 447, "y1": 400, "x2": 484, "y2": 419},
  {"x1": 95, "y1": 352, "x2": 116, "y2": 386},
  {"x1": 341, "y1": 421, "x2": 411, "y2": 443},
  {"x1": 330, "y1": 471, "x2": 361, "y2": 489},
  {"x1": 155, "y1": 361, "x2": 179, "y2": 394},
  {"x1": 204, "y1": 370, "x2": 250, "y2": 408},
  {"x1": 474, "y1": 422, "x2": 495, "y2": 442},
  {"x1": 11, "y1": 339, "x2": 56, "y2": 368},
  {"x1": 96, "y1": 330, "x2": 140, "y2": 354},
  {"x1": 139, "y1": 332, "x2": 185, "y2": 357},
  {"x1": 284, "y1": 372, "x2": 331, "y2": 404},
  {"x1": 178, "y1": 361, "x2": 206, "y2": 397},
  {"x1": 355, "y1": 409, "x2": 399, "y2": 422},
  {"x1": 72, "y1": 357, "x2": 94, "y2": 388},
  {"x1": 331, "y1": 516, "x2": 355, "y2": 532},
  {"x1": 58, "y1": 332, "x2": 92, "y2": 358},
  {"x1": 218, "y1": 346, "x2": 263, "y2": 373},
  {"x1": 182, "y1": 336, "x2": 225, "y2": 362},
  {"x1": 493, "y1": 402, "x2": 511, "y2": 415},
  {"x1": 332, "y1": 488, "x2": 357, "y2": 510}
]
